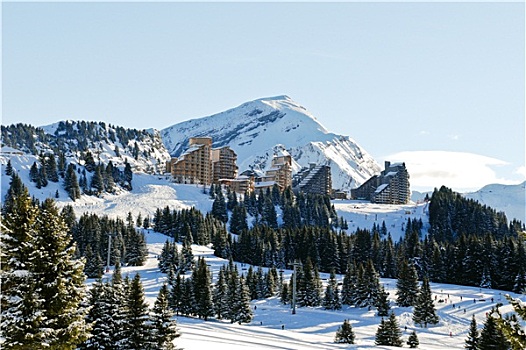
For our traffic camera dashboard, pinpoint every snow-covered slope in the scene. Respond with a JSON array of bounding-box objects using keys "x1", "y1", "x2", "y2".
[
  {"x1": 105, "y1": 230, "x2": 525, "y2": 350},
  {"x1": 161, "y1": 95, "x2": 381, "y2": 190},
  {"x1": 464, "y1": 182, "x2": 526, "y2": 223}
]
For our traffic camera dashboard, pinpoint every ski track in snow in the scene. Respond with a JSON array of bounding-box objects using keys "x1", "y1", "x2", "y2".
[{"x1": 86, "y1": 230, "x2": 525, "y2": 350}]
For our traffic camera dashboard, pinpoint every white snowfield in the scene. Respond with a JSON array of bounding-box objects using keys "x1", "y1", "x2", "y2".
[
  {"x1": 1, "y1": 155, "x2": 525, "y2": 349},
  {"x1": 108, "y1": 230, "x2": 523, "y2": 350}
]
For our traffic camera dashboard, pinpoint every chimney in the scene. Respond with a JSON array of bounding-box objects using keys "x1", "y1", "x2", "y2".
[{"x1": 385, "y1": 161, "x2": 391, "y2": 170}]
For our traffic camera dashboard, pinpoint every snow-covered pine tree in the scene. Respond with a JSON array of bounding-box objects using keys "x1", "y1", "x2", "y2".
[
  {"x1": 478, "y1": 308, "x2": 511, "y2": 350},
  {"x1": 213, "y1": 267, "x2": 230, "y2": 320},
  {"x1": 64, "y1": 163, "x2": 81, "y2": 200},
  {"x1": 407, "y1": 330, "x2": 419, "y2": 348},
  {"x1": 193, "y1": 257, "x2": 214, "y2": 321},
  {"x1": 375, "y1": 312, "x2": 403, "y2": 347},
  {"x1": 83, "y1": 244, "x2": 104, "y2": 278},
  {"x1": 168, "y1": 268, "x2": 183, "y2": 315},
  {"x1": 150, "y1": 283, "x2": 180, "y2": 350},
  {"x1": 375, "y1": 284, "x2": 391, "y2": 317},
  {"x1": 120, "y1": 273, "x2": 152, "y2": 350},
  {"x1": 396, "y1": 258, "x2": 420, "y2": 307},
  {"x1": 412, "y1": 277, "x2": 439, "y2": 327},
  {"x1": 5, "y1": 158, "x2": 13, "y2": 175},
  {"x1": 1, "y1": 194, "x2": 89, "y2": 349},
  {"x1": 334, "y1": 319, "x2": 355, "y2": 344},
  {"x1": 180, "y1": 277, "x2": 196, "y2": 316},
  {"x1": 495, "y1": 294, "x2": 526, "y2": 350},
  {"x1": 464, "y1": 315, "x2": 479, "y2": 350},
  {"x1": 323, "y1": 269, "x2": 342, "y2": 310},
  {"x1": 232, "y1": 275, "x2": 253, "y2": 325},
  {"x1": 341, "y1": 261, "x2": 356, "y2": 305}
]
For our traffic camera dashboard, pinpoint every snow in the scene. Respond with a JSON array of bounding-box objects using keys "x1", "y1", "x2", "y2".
[
  {"x1": 2, "y1": 150, "x2": 525, "y2": 349},
  {"x1": 161, "y1": 95, "x2": 381, "y2": 191},
  {"x1": 98, "y1": 230, "x2": 525, "y2": 350}
]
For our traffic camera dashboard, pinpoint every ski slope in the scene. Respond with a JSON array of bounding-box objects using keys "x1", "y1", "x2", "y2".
[{"x1": 102, "y1": 230, "x2": 523, "y2": 350}]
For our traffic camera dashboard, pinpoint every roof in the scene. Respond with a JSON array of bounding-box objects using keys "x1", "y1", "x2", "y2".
[{"x1": 375, "y1": 184, "x2": 388, "y2": 193}]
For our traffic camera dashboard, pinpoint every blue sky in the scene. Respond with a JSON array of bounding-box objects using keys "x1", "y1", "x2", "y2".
[{"x1": 2, "y1": 1, "x2": 525, "y2": 192}]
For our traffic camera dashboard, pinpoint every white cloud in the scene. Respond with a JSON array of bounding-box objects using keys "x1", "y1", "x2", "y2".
[{"x1": 382, "y1": 151, "x2": 517, "y2": 193}]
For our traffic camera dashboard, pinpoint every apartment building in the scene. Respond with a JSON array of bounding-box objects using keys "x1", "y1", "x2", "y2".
[
  {"x1": 292, "y1": 163, "x2": 332, "y2": 196},
  {"x1": 351, "y1": 161, "x2": 410, "y2": 204},
  {"x1": 170, "y1": 137, "x2": 237, "y2": 185}
]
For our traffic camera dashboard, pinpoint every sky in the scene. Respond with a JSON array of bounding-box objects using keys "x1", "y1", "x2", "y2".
[{"x1": 2, "y1": 1, "x2": 525, "y2": 192}]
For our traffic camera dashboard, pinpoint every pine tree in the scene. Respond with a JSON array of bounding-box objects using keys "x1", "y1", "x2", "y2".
[
  {"x1": 29, "y1": 161, "x2": 39, "y2": 183},
  {"x1": 5, "y1": 159, "x2": 13, "y2": 175},
  {"x1": 375, "y1": 284, "x2": 391, "y2": 317},
  {"x1": 83, "y1": 244, "x2": 104, "y2": 278},
  {"x1": 407, "y1": 330, "x2": 419, "y2": 348},
  {"x1": 478, "y1": 308, "x2": 511, "y2": 350},
  {"x1": 90, "y1": 165, "x2": 104, "y2": 195},
  {"x1": 232, "y1": 276, "x2": 253, "y2": 324},
  {"x1": 64, "y1": 163, "x2": 81, "y2": 200},
  {"x1": 213, "y1": 268, "x2": 230, "y2": 319},
  {"x1": 412, "y1": 277, "x2": 439, "y2": 327},
  {"x1": 323, "y1": 269, "x2": 342, "y2": 310},
  {"x1": 45, "y1": 153, "x2": 59, "y2": 182},
  {"x1": 193, "y1": 257, "x2": 214, "y2": 320},
  {"x1": 334, "y1": 319, "x2": 355, "y2": 344},
  {"x1": 150, "y1": 283, "x2": 180, "y2": 350},
  {"x1": 121, "y1": 273, "x2": 151, "y2": 350},
  {"x1": 396, "y1": 258, "x2": 420, "y2": 307},
  {"x1": 123, "y1": 160, "x2": 133, "y2": 190},
  {"x1": 465, "y1": 315, "x2": 479, "y2": 350},
  {"x1": 1, "y1": 195, "x2": 89, "y2": 349},
  {"x1": 496, "y1": 294, "x2": 526, "y2": 349},
  {"x1": 375, "y1": 312, "x2": 403, "y2": 347}
]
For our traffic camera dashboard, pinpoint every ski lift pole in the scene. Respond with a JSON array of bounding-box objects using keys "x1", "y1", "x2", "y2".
[
  {"x1": 290, "y1": 260, "x2": 302, "y2": 315},
  {"x1": 106, "y1": 233, "x2": 115, "y2": 273}
]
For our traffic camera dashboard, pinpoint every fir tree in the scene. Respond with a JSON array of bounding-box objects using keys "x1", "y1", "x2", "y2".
[
  {"x1": 412, "y1": 277, "x2": 439, "y2": 327},
  {"x1": 231, "y1": 276, "x2": 253, "y2": 324},
  {"x1": 375, "y1": 284, "x2": 391, "y2": 317},
  {"x1": 193, "y1": 257, "x2": 214, "y2": 320},
  {"x1": 121, "y1": 273, "x2": 151, "y2": 350},
  {"x1": 334, "y1": 319, "x2": 355, "y2": 344},
  {"x1": 5, "y1": 159, "x2": 13, "y2": 175},
  {"x1": 465, "y1": 315, "x2": 479, "y2": 350},
  {"x1": 123, "y1": 159, "x2": 133, "y2": 190},
  {"x1": 407, "y1": 330, "x2": 419, "y2": 348},
  {"x1": 478, "y1": 308, "x2": 511, "y2": 350},
  {"x1": 396, "y1": 258, "x2": 420, "y2": 307},
  {"x1": 90, "y1": 165, "x2": 104, "y2": 195},
  {"x1": 213, "y1": 268, "x2": 230, "y2": 319},
  {"x1": 375, "y1": 312, "x2": 403, "y2": 347},
  {"x1": 45, "y1": 153, "x2": 59, "y2": 182},
  {"x1": 83, "y1": 244, "x2": 104, "y2": 278},
  {"x1": 496, "y1": 294, "x2": 526, "y2": 350},
  {"x1": 323, "y1": 269, "x2": 342, "y2": 310},
  {"x1": 1, "y1": 194, "x2": 89, "y2": 349},
  {"x1": 150, "y1": 283, "x2": 180, "y2": 350},
  {"x1": 64, "y1": 164, "x2": 81, "y2": 200}
]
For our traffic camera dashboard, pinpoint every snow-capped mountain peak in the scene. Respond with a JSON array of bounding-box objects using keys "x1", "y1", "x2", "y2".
[{"x1": 161, "y1": 95, "x2": 380, "y2": 190}]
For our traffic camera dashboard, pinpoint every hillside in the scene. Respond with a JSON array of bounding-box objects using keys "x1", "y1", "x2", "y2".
[
  {"x1": 161, "y1": 95, "x2": 381, "y2": 191},
  {"x1": 1, "y1": 121, "x2": 170, "y2": 174},
  {"x1": 108, "y1": 230, "x2": 524, "y2": 350},
  {"x1": 464, "y1": 181, "x2": 526, "y2": 223}
]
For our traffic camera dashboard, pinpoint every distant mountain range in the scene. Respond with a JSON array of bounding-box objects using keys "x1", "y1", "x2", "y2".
[{"x1": 161, "y1": 95, "x2": 380, "y2": 191}]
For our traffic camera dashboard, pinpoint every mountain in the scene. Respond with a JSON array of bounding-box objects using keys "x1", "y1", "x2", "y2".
[
  {"x1": 1, "y1": 120, "x2": 170, "y2": 174},
  {"x1": 161, "y1": 95, "x2": 381, "y2": 190},
  {"x1": 463, "y1": 181, "x2": 526, "y2": 223}
]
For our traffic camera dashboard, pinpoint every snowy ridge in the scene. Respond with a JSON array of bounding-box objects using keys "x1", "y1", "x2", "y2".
[
  {"x1": 464, "y1": 181, "x2": 526, "y2": 223},
  {"x1": 161, "y1": 95, "x2": 380, "y2": 190}
]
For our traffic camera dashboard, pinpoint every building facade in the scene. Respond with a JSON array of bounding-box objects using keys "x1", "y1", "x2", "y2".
[
  {"x1": 262, "y1": 154, "x2": 292, "y2": 190},
  {"x1": 292, "y1": 163, "x2": 332, "y2": 196},
  {"x1": 170, "y1": 137, "x2": 237, "y2": 185},
  {"x1": 351, "y1": 161, "x2": 410, "y2": 204}
]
